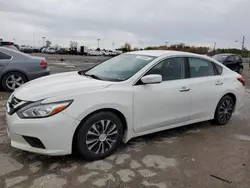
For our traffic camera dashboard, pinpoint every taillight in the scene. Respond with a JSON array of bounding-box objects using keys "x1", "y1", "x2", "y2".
[
  {"x1": 237, "y1": 77, "x2": 245, "y2": 86},
  {"x1": 40, "y1": 60, "x2": 47, "y2": 68}
]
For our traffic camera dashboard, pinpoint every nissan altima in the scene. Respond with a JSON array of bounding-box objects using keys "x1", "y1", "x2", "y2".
[{"x1": 6, "y1": 50, "x2": 245, "y2": 160}]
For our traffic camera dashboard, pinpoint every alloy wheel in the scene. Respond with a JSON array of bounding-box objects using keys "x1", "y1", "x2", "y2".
[
  {"x1": 86, "y1": 120, "x2": 118, "y2": 154},
  {"x1": 218, "y1": 99, "x2": 234, "y2": 124},
  {"x1": 6, "y1": 74, "x2": 24, "y2": 90}
]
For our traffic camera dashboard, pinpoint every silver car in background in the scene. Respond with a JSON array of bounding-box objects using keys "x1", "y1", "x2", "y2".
[{"x1": 0, "y1": 47, "x2": 50, "y2": 91}]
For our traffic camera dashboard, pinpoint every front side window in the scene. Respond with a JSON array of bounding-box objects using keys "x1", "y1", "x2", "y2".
[
  {"x1": 189, "y1": 58, "x2": 215, "y2": 78},
  {"x1": 0, "y1": 51, "x2": 12, "y2": 60},
  {"x1": 85, "y1": 54, "x2": 156, "y2": 81},
  {"x1": 146, "y1": 57, "x2": 185, "y2": 81}
]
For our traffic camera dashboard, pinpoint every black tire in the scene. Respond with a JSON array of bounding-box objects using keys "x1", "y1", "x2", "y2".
[
  {"x1": 238, "y1": 66, "x2": 243, "y2": 75},
  {"x1": 212, "y1": 95, "x2": 235, "y2": 125},
  {"x1": 1, "y1": 72, "x2": 27, "y2": 92},
  {"x1": 76, "y1": 111, "x2": 124, "y2": 161}
]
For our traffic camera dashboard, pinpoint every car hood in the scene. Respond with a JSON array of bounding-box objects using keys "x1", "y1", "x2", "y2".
[{"x1": 14, "y1": 71, "x2": 112, "y2": 101}]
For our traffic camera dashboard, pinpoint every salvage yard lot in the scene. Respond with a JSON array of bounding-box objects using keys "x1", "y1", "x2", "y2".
[{"x1": 0, "y1": 54, "x2": 250, "y2": 188}]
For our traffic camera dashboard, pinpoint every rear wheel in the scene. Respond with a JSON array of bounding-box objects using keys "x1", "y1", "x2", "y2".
[
  {"x1": 1, "y1": 72, "x2": 27, "y2": 92},
  {"x1": 212, "y1": 95, "x2": 235, "y2": 125},
  {"x1": 238, "y1": 66, "x2": 243, "y2": 75},
  {"x1": 76, "y1": 111, "x2": 123, "y2": 161}
]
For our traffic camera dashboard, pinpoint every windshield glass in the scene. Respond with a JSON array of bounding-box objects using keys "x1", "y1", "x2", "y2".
[
  {"x1": 85, "y1": 54, "x2": 156, "y2": 81},
  {"x1": 212, "y1": 55, "x2": 228, "y2": 62}
]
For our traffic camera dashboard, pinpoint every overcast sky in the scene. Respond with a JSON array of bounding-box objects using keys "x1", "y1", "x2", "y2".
[{"x1": 0, "y1": 0, "x2": 249, "y2": 49}]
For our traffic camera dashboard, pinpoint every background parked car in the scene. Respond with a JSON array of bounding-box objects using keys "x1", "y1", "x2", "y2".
[
  {"x1": 22, "y1": 47, "x2": 33, "y2": 53},
  {"x1": 212, "y1": 53, "x2": 244, "y2": 74},
  {"x1": 47, "y1": 47, "x2": 56, "y2": 54},
  {"x1": 0, "y1": 47, "x2": 50, "y2": 91},
  {"x1": 56, "y1": 48, "x2": 69, "y2": 55},
  {"x1": 32, "y1": 47, "x2": 40, "y2": 53}
]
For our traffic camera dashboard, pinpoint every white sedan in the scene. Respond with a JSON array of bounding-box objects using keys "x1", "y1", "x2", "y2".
[{"x1": 6, "y1": 50, "x2": 245, "y2": 160}]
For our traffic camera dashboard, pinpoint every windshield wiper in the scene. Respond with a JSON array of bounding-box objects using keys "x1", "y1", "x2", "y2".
[{"x1": 83, "y1": 73, "x2": 103, "y2": 80}]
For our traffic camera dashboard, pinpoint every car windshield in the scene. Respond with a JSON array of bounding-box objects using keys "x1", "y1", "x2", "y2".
[
  {"x1": 84, "y1": 54, "x2": 156, "y2": 81},
  {"x1": 212, "y1": 55, "x2": 228, "y2": 62}
]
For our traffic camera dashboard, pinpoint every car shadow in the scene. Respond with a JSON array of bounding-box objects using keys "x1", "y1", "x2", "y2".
[{"x1": 7, "y1": 121, "x2": 214, "y2": 167}]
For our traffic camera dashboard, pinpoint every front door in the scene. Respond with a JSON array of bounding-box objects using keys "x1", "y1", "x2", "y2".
[{"x1": 133, "y1": 57, "x2": 191, "y2": 133}]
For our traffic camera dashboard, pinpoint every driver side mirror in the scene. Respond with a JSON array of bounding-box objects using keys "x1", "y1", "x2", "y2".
[{"x1": 141, "y1": 74, "x2": 162, "y2": 84}]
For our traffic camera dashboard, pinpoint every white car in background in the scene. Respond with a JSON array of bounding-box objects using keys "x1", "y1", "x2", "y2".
[
  {"x1": 88, "y1": 50, "x2": 100, "y2": 56},
  {"x1": 47, "y1": 47, "x2": 56, "y2": 54},
  {"x1": 6, "y1": 50, "x2": 245, "y2": 161}
]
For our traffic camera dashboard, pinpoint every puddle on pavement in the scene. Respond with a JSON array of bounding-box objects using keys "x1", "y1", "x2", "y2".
[
  {"x1": 234, "y1": 134, "x2": 250, "y2": 142},
  {"x1": 0, "y1": 92, "x2": 10, "y2": 101}
]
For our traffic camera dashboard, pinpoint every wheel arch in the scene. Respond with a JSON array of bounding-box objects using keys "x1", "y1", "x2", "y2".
[
  {"x1": 0, "y1": 70, "x2": 28, "y2": 82},
  {"x1": 71, "y1": 108, "x2": 128, "y2": 154},
  {"x1": 215, "y1": 92, "x2": 237, "y2": 114}
]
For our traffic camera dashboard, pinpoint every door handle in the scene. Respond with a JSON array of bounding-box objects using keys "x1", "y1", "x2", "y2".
[
  {"x1": 215, "y1": 80, "x2": 223, "y2": 85},
  {"x1": 179, "y1": 86, "x2": 190, "y2": 92},
  {"x1": 0, "y1": 64, "x2": 4, "y2": 67}
]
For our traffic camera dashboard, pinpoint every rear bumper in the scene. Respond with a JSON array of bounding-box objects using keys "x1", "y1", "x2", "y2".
[
  {"x1": 27, "y1": 68, "x2": 50, "y2": 80},
  {"x1": 235, "y1": 87, "x2": 245, "y2": 111}
]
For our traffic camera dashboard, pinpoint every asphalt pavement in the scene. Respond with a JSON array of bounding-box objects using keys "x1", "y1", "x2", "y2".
[{"x1": 0, "y1": 54, "x2": 250, "y2": 188}]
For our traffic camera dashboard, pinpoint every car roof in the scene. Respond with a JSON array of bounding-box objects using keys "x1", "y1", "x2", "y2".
[
  {"x1": 126, "y1": 50, "x2": 197, "y2": 57},
  {"x1": 0, "y1": 47, "x2": 30, "y2": 58},
  {"x1": 214, "y1": 53, "x2": 235, "y2": 56}
]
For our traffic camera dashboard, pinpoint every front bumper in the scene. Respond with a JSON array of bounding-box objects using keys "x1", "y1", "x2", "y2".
[{"x1": 6, "y1": 111, "x2": 80, "y2": 156}]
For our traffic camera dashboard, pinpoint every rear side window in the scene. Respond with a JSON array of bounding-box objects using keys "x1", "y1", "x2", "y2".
[
  {"x1": 227, "y1": 56, "x2": 235, "y2": 62},
  {"x1": 0, "y1": 52, "x2": 12, "y2": 60},
  {"x1": 215, "y1": 64, "x2": 223, "y2": 75},
  {"x1": 188, "y1": 58, "x2": 215, "y2": 78}
]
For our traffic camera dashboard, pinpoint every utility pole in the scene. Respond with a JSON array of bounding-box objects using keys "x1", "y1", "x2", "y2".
[
  {"x1": 213, "y1": 42, "x2": 216, "y2": 51},
  {"x1": 235, "y1": 36, "x2": 245, "y2": 50},
  {"x1": 242, "y1": 36, "x2": 245, "y2": 50},
  {"x1": 33, "y1": 32, "x2": 35, "y2": 48},
  {"x1": 97, "y1": 39, "x2": 100, "y2": 49},
  {"x1": 112, "y1": 42, "x2": 115, "y2": 51},
  {"x1": 42, "y1": 37, "x2": 46, "y2": 47}
]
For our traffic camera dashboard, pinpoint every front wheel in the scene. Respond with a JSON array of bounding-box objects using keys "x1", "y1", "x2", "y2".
[
  {"x1": 76, "y1": 111, "x2": 124, "y2": 161},
  {"x1": 212, "y1": 95, "x2": 235, "y2": 125}
]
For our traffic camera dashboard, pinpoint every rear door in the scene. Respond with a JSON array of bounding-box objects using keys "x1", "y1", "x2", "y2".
[
  {"x1": 188, "y1": 57, "x2": 225, "y2": 121},
  {"x1": 224, "y1": 55, "x2": 235, "y2": 71},
  {"x1": 0, "y1": 50, "x2": 12, "y2": 74},
  {"x1": 234, "y1": 55, "x2": 243, "y2": 71}
]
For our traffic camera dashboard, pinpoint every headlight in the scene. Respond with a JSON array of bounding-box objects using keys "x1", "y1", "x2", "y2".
[{"x1": 17, "y1": 100, "x2": 73, "y2": 118}]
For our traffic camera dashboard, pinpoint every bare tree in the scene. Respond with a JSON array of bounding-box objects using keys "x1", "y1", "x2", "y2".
[
  {"x1": 46, "y1": 40, "x2": 52, "y2": 47},
  {"x1": 69, "y1": 41, "x2": 78, "y2": 49}
]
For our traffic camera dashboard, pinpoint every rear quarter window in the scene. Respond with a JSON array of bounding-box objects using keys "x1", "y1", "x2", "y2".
[
  {"x1": 0, "y1": 51, "x2": 12, "y2": 60},
  {"x1": 215, "y1": 64, "x2": 223, "y2": 75}
]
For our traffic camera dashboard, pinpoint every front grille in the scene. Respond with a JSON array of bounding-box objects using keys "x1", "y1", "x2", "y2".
[
  {"x1": 22, "y1": 136, "x2": 46, "y2": 149},
  {"x1": 8, "y1": 96, "x2": 22, "y2": 111}
]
